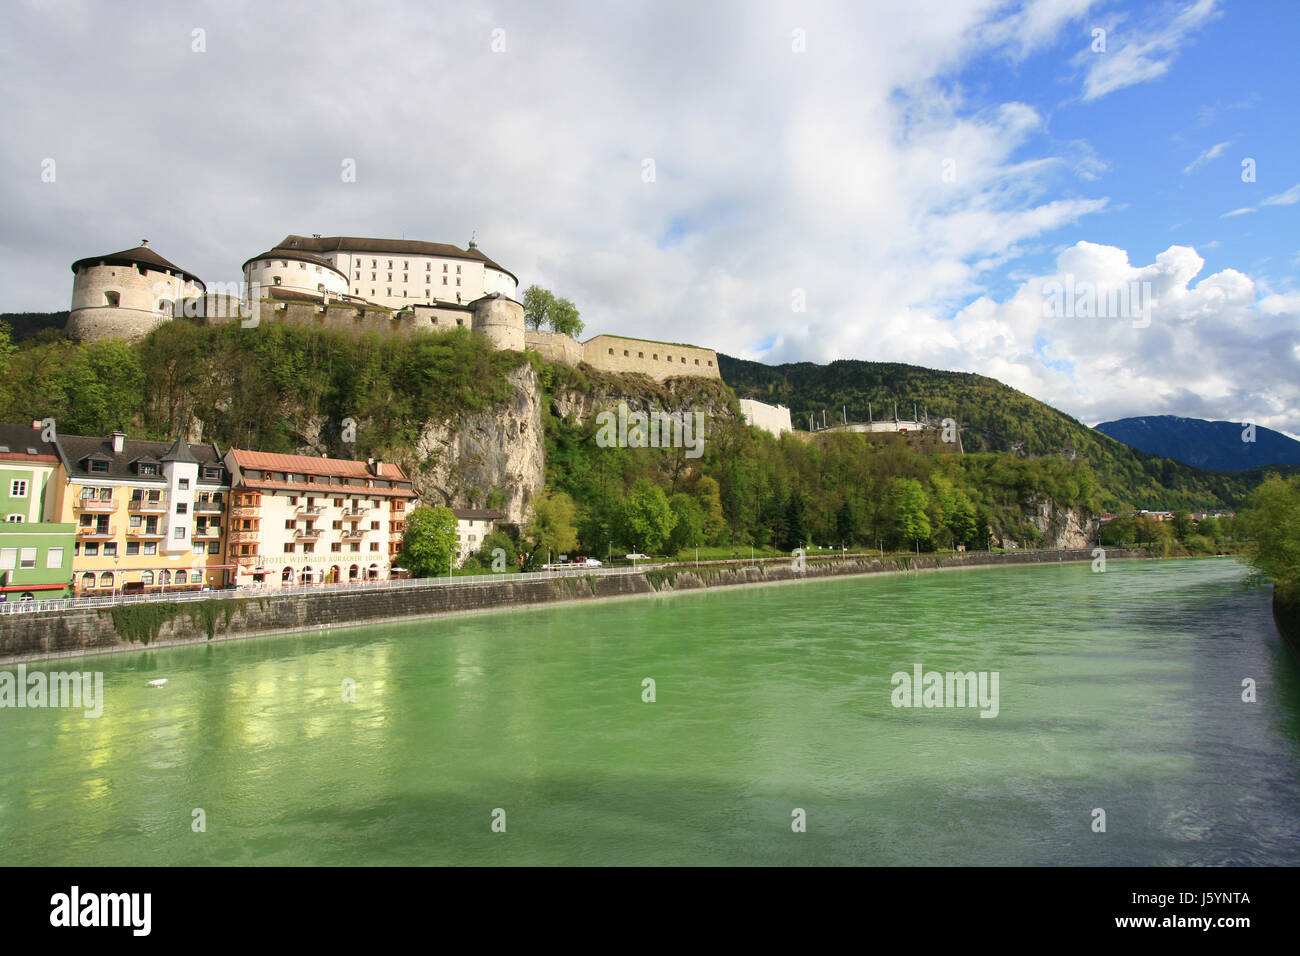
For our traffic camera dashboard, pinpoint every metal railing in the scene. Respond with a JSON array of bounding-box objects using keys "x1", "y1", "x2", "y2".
[{"x1": 0, "y1": 564, "x2": 664, "y2": 616}]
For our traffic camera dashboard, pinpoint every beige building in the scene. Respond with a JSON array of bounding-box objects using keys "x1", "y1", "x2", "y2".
[
  {"x1": 452, "y1": 508, "x2": 504, "y2": 567},
  {"x1": 738, "y1": 399, "x2": 793, "y2": 437},
  {"x1": 52, "y1": 431, "x2": 232, "y2": 594},
  {"x1": 223, "y1": 449, "x2": 415, "y2": 588}
]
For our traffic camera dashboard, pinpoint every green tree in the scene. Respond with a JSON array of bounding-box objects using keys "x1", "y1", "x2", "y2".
[
  {"x1": 521, "y1": 285, "x2": 555, "y2": 332},
  {"x1": 549, "y1": 297, "x2": 584, "y2": 338},
  {"x1": 1196, "y1": 515, "x2": 1221, "y2": 542},
  {"x1": 890, "y1": 477, "x2": 931, "y2": 550},
  {"x1": 63, "y1": 339, "x2": 146, "y2": 435},
  {"x1": 781, "y1": 490, "x2": 808, "y2": 551},
  {"x1": 1170, "y1": 510, "x2": 1193, "y2": 542},
  {"x1": 400, "y1": 506, "x2": 459, "y2": 577},
  {"x1": 1238, "y1": 475, "x2": 1300, "y2": 600},
  {"x1": 618, "y1": 478, "x2": 677, "y2": 554},
  {"x1": 525, "y1": 488, "x2": 579, "y2": 566},
  {"x1": 667, "y1": 492, "x2": 705, "y2": 554},
  {"x1": 695, "y1": 475, "x2": 727, "y2": 544}
]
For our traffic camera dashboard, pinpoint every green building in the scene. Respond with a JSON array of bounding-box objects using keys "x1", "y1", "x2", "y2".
[{"x1": 0, "y1": 422, "x2": 75, "y2": 601}]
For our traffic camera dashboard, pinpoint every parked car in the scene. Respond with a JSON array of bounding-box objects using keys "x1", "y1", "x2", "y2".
[
  {"x1": 582, "y1": 557, "x2": 603, "y2": 568},
  {"x1": 625, "y1": 553, "x2": 649, "y2": 561}
]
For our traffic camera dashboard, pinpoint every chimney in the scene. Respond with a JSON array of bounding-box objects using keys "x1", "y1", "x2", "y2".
[
  {"x1": 111, "y1": 431, "x2": 126, "y2": 454},
  {"x1": 372, "y1": 458, "x2": 384, "y2": 476},
  {"x1": 30, "y1": 419, "x2": 40, "y2": 429}
]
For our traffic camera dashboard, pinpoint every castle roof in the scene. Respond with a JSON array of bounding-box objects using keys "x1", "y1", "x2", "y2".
[
  {"x1": 243, "y1": 247, "x2": 348, "y2": 278},
  {"x1": 71, "y1": 242, "x2": 204, "y2": 289},
  {"x1": 276, "y1": 235, "x2": 517, "y2": 284}
]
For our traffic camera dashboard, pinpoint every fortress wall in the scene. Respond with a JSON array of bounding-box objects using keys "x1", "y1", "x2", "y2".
[
  {"x1": 525, "y1": 330, "x2": 583, "y2": 366},
  {"x1": 738, "y1": 399, "x2": 792, "y2": 437},
  {"x1": 68, "y1": 265, "x2": 201, "y2": 343},
  {"x1": 582, "y1": 335, "x2": 720, "y2": 381}
]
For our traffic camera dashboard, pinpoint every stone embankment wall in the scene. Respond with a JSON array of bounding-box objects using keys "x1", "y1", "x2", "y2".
[{"x1": 0, "y1": 547, "x2": 1152, "y2": 663}]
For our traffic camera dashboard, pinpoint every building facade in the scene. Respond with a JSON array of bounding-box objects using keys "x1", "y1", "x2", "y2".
[
  {"x1": 223, "y1": 449, "x2": 415, "y2": 588},
  {"x1": 0, "y1": 423, "x2": 74, "y2": 600},
  {"x1": 738, "y1": 399, "x2": 793, "y2": 438},
  {"x1": 52, "y1": 432, "x2": 232, "y2": 595},
  {"x1": 452, "y1": 508, "x2": 504, "y2": 567}
]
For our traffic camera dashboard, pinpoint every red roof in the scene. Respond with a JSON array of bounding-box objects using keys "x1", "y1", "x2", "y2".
[{"x1": 230, "y1": 448, "x2": 409, "y2": 482}]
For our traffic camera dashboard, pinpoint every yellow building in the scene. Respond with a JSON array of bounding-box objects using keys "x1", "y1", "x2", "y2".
[{"x1": 52, "y1": 431, "x2": 233, "y2": 594}]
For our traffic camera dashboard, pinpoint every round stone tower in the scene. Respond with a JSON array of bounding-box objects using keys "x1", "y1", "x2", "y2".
[
  {"x1": 471, "y1": 293, "x2": 525, "y2": 351},
  {"x1": 67, "y1": 240, "x2": 205, "y2": 343}
]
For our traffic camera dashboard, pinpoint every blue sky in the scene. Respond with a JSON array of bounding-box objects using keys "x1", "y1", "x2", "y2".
[{"x1": 1, "y1": 0, "x2": 1297, "y2": 434}]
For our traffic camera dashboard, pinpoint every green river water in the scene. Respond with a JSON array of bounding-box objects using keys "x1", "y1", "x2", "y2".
[{"x1": 2, "y1": 557, "x2": 1298, "y2": 866}]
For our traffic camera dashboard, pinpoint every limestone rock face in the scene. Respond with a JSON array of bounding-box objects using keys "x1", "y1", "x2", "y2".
[
  {"x1": 999, "y1": 499, "x2": 1096, "y2": 550},
  {"x1": 410, "y1": 363, "x2": 545, "y2": 526}
]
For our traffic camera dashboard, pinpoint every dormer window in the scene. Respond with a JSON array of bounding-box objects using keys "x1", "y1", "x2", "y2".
[
  {"x1": 139, "y1": 463, "x2": 158, "y2": 475},
  {"x1": 89, "y1": 460, "x2": 109, "y2": 474}
]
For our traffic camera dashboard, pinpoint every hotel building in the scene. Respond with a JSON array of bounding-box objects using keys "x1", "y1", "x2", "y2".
[
  {"x1": 51, "y1": 431, "x2": 232, "y2": 594},
  {"x1": 222, "y1": 449, "x2": 415, "y2": 588}
]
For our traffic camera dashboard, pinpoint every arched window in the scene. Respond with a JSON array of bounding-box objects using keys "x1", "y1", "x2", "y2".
[
  {"x1": 81, "y1": 572, "x2": 95, "y2": 589},
  {"x1": 175, "y1": 570, "x2": 188, "y2": 584},
  {"x1": 140, "y1": 570, "x2": 154, "y2": 585},
  {"x1": 301, "y1": 566, "x2": 314, "y2": 584},
  {"x1": 98, "y1": 572, "x2": 114, "y2": 588},
  {"x1": 282, "y1": 566, "x2": 294, "y2": 583},
  {"x1": 158, "y1": 570, "x2": 170, "y2": 585},
  {"x1": 104, "y1": 291, "x2": 120, "y2": 307},
  {"x1": 348, "y1": 564, "x2": 360, "y2": 581}
]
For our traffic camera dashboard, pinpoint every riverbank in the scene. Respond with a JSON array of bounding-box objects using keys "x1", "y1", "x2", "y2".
[
  {"x1": 1274, "y1": 589, "x2": 1300, "y2": 658},
  {"x1": 0, "y1": 547, "x2": 1158, "y2": 664}
]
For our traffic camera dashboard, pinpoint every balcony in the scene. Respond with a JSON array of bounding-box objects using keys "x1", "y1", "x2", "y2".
[
  {"x1": 341, "y1": 507, "x2": 369, "y2": 517},
  {"x1": 127, "y1": 526, "x2": 164, "y2": 538},
  {"x1": 233, "y1": 553, "x2": 263, "y2": 568},
  {"x1": 74, "y1": 497, "x2": 116, "y2": 512},
  {"x1": 230, "y1": 505, "x2": 261, "y2": 519},
  {"x1": 76, "y1": 525, "x2": 115, "y2": 539},
  {"x1": 194, "y1": 500, "x2": 224, "y2": 513},
  {"x1": 129, "y1": 497, "x2": 167, "y2": 513},
  {"x1": 294, "y1": 528, "x2": 322, "y2": 539},
  {"x1": 295, "y1": 505, "x2": 325, "y2": 516},
  {"x1": 389, "y1": 531, "x2": 404, "y2": 542},
  {"x1": 228, "y1": 530, "x2": 260, "y2": 544},
  {"x1": 194, "y1": 526, "x2": 222, "y2": 539},
  {"x1": 341, "y1": 529, "x2": 366, "y2": 539}
]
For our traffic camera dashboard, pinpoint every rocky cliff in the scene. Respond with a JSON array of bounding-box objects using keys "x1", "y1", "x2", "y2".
[{"x1": 996, "y1": 498, "x2": 1096, "y2": 550}]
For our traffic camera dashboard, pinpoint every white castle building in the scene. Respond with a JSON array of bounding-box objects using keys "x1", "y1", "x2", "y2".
[{"x1": 67, "y1": 234, "x2": 719, "y2": 382}]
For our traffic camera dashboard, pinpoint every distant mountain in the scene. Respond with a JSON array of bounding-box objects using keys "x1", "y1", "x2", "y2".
[
  {"x1": 717, "y1": 354, "x2": 1295, "y2": 510},
  {"x1": 1094, "y1": 416, "x2": 1300, "y2": 472}
]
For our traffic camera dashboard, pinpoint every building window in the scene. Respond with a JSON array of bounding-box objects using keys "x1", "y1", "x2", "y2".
[
  {"x1": 284, "y1": 543, "x2": 295, "y2": 553},
  {"x1": 608, "y1": 348, "x2": 614, "y2": 355},
  {"x1": 141, "y1": 570, "x2": 154, "y2": 586},
  {"x1": 209, "y1": 541, "x2": 219, "y2": 554},
  {"x1": 5, "y1": 514, "x2": 20, "y2": 523},
  {"x1": 143, "y1": 543, "x2": 157, "y2": 555},
  {"x1": 99, "y1": 572, "x2": 114, "y2": 588},
  {"x1": 104, "y1": 291, "x2": 120, "y2": 307},
  {"x1": 638, "y1": 352, "x2": 644, "y2": 358},
  {"x1": 46, "y1": 547, "x2": 64, "y2": 568},
  {"x1": 273, "y1": 276, "x2": 282, "y2": 286},
  {"x1": 84, "y1": 542, "x2": 99, "y2": 556},
  {"x1": 9, "y1": 479, "x2": 27, "y2": 497},
  {"x1": 175, "y1": 527, "x2": 186, "y2": 539},
  {"x1": 176, "y1": 502, "x2": 187, "y2": 514},
  {"x1": 90, "y1": 460, "x2": 109, "y2": 474},
  {"x1": 126, "y1": 542, "x2": 140, "y2": 555},
  {"x1": 443, "y1": 277, "x2": 448, "y2": 285},
  {"x1": 179, "y1": 478, "x2": 189, "y2": 489},
  {"x1": 0, "y1": 548, "x2": 14, "y2": 569},
  {"x1": 103, "y1": 543, "x2": 116, "y2": 556},
  {"x1": 19, "y1": 548, "x2": 35, "y2": 569}
]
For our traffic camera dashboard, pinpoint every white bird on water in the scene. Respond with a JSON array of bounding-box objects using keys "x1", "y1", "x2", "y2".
[{"x1": 147, "y1": 679, "x2": 168, "y2": 687}]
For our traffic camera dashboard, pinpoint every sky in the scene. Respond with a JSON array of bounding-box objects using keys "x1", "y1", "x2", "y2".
[{"x1": 2, "y1": 0, "x2": 1297, "y2": 436}]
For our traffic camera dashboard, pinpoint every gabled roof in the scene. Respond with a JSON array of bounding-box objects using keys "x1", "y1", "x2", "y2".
[
  {"x1": 228, "y1": 448, "x2": 410, "y2": 483},
  {"x1": 452, "y1": 508, "x2": 505, "y2": 521},
  {"x1": 70, "y1": 242, "x2": 204, "y2": 288},
  {"x1": 0, "y1": 422, "x2": 59, "y2": 464},
  {"x1": 56, "y1": 434, "x2": 226, "y2": 483},
  {"x1": 276, "y1": 235, "x2": 517, "y2": 284}
]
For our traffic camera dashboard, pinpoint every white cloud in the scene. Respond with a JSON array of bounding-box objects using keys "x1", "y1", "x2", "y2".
[
  {"x1": 1183, "y1": 140, "x2": 1231, "y2": 174},
  {"x1": 1262, "y1": 183, "x2": 1300, "y2": 207},
  {"x1": 1220, "y1": 207, "x2": 1256, "y2": 218},
  {"x1": 1080, "y1": 0, "x2": 1220, "y2": 101}
]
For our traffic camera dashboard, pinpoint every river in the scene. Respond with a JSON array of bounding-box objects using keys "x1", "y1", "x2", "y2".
[{"x1": 2, "y1": 557, "x2": 1297, "y2": 865}]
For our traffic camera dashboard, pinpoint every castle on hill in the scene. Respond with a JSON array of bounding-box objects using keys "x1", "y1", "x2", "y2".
[{"x1": 66, "y1": 235, "x2": 721, "y2": 382}]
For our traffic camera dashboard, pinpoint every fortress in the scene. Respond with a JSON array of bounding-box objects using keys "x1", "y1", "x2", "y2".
[{"x1": 67, "y1": 235, "x2": 720, "y2": 382}]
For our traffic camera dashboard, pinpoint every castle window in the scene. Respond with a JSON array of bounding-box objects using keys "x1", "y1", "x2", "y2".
[
  {"x1": 443, "y1": 277, "x2": 448, "y2": 285},
  {"x1": 388, "y1": 261, "x2": 393, "y2": 268},
  {"x1": 371, "y1": 260, "x2": 377, "y2": 267},
  {"x1": 666, "y1": 355, "x2": 672, "y2": 361},
  {"x1": 274, "y1": 276, "x2": 282, "y2": 286},
  {"x1": 404, "y1": 261, "x2": 409, "y2": 269},
  {"x1": 682, "y1": 357, "x2": 687, "y2": 363},
  {"x1": 370, "y1": 290, "x2": 375, "y2": 296},
  {"x1": 708, "y1": 361, "x2": 713, "y2": 367},
  {"x1": 638, "y1": 352, "x2": 643, "y2": 358},
  {"x1": 608, "y1": 348, "x2": 614, "y2": 355},
  {"x1": 653, "y1": 354, "x2": 658, "y2": 360},
  {"x1": 456, "y1": 278, "x2": 461, "y2": 286},
  {"x1": 425, "y1": 276, "x2": 430, "y2": 283},
  {"x1": 371, "y1": 273, "x2": 376, "y2": 280},
  {"x1": 299, "y1": 262, "x2": 306, "y2": 269},
  {"x1": 387, "y1": 289, "x2": 391, "y2": 296},
  {"x1": 456, "y1": 266, "x2": 461, "y2": 274},
  {"x1": 104, "y1": 291, "x2": 120, "y2": 307},
  {"x1": 623, "y1": 350, "x2": 629, "y2": 356},
  {"x1": 443, "y1": 264, "x2": 448, "y2": 272},
  {"x1": 425, "y1": 290, "x2": 430, "y2": 298},
  {"x1": 355, "y1": 272, "x2": 360, "y2": 279},
  {"x1": 426, "y1": 263, "x2": 431, "y2": 270},
  {"x1": 403, "y1": 274, "x2": 408, "y2": 282},
  {"x1": 694, "y1": 359, "x2": 700, "y2": 365},
  {"x1": 387, "y1": 273, "x2": 392, "y2": 281}
]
